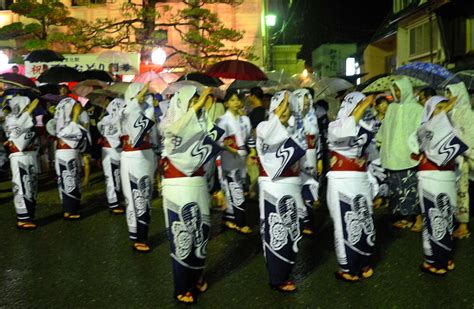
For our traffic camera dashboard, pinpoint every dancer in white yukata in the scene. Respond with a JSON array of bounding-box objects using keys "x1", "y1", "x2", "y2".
[
  {"x1": 53, "y1": 97, "x2": 89, "y2": 220},
  {"x1": 410, "y1": 95, "x2": 466, "y2": 275},
  {"x1": 217, "y1": 90, "x2": 255, "y2": 234},
  {"x1": 160, "y1": 87, "x2": 223, "y2": 304},
  {"x1": 256, "y1": 90, "x2": 306, "y2": 292},
  {"x1": 326, "y1": 92, "x2": 376, "y2": 282},
  {"x1": 4, "y1": 96, "x2": 39, "y2": 229},
  {"x1": 119, "y1": 83, "x2": 156, "y2": 252},
  {"x1": 292, "y1": 88, "x2": 320, "y2": 235},
  {"x1": 97, "y1": 98, "x2": 125, "y2": 214}
]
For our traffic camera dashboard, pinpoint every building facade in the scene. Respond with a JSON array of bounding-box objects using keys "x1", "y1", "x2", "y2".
[
  {"x1": 0, "y1": 0, "x2": 265, "y2": 70},
  {"x1": 362, "y1": 0, "x2": 474, "y2": 81}
]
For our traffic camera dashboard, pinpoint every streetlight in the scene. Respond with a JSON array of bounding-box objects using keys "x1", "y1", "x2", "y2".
[
  {"x1": 151, "y1": 48, "x2": 167, "y2": 66},
  {"x1": 266, "y1": 14, "x2": 277, "y2": 71}
]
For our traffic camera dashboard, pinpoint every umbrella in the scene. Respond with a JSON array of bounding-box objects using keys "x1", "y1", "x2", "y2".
[
  {"x1": 0, "y1": 73, "x2": 37, "y2": 89},
  {"x1": 178, "y1": 72, "x2": 223, "y2": 87},
  {"x1": 37, "y1": 66, "x2": 84, "y2": 84},
  {"x1": 72, "y1": 80, "x2": 108, "y2": 97},
  {"x1": 312, "y1": 77, "x2": 354, "y2": 98},
  {"x1": 134, "y1": 71, "x2": 180, "y2": 94},
  {"x1": 87, "y1": 89, "x2": 119, "y2": 108},
  {"x1": 394, "y1": 62, "x2": 457, "y2": 88},
  {"x1": 41, "y1": 94, "x2": 66, "y2": 104},
  {"x1": 206, "y1": 60, "x2": 267, "y2": 81},
  {"x1": 162, "y1": 80, "x2": 205, "y2": 96},
  {"x1": 228, "y1": 79, "x2": 279, "y2": 90},
  {"x1": 361, "y1": 75, "x2": 427, "y2": 93},
  {"x1": 440, "y1": 70, "x2": 474, "y2": 92},
  {"x1": 24, "y1": 49, "x2": 65, "y2": 63},
  {"x1": 96, "y1": 50, "x2": 131, "y2": 64},
  {"x1": 82, "y1": 70, "x2": 114, "y2": 82},
  {"x1": 106, "y1": 82, "x2": 132, "y2": 97},
  {"x1": 266, "y1": 70, "x2": 294, "y2": 85}
]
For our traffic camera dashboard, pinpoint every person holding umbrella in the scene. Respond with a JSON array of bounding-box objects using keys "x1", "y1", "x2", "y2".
[{"x1": 4, "y1": 96, "x2": 40, "y2": 229}]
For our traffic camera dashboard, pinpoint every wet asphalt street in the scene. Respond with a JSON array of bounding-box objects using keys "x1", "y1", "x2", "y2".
[{"x1": 1, "y1": 170, "x2": 474, "y2": 308}]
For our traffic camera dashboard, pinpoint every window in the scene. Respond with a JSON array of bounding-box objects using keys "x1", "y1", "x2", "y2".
[
  {"x1": 393, "y1": 0, "x2": 417, "y2": 14},
  {"x1": 0, "y1": 0, "x2": 13, "y2": 10},
  {"x1": 408, "y1": 19, "x2": 440, "y2": 58}
]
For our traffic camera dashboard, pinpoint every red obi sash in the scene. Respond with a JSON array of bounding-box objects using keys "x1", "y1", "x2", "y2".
[
  {"x1": 121, "y1": 135, "x2": 151, "y2": 152},
  {"x1": 415, "y1": 154, "x2": 455, "y2": 171},
  {"x1": 330, "y1": 151, "x2": 367, "y2": 172},
  {"x1": 161, "y1": 158, "x2": 205, "y2": 178}
]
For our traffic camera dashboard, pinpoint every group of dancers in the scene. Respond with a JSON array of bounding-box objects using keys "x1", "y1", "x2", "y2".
[{"x1": 2, "y1": 77, "x2": 469, "y2": 303}]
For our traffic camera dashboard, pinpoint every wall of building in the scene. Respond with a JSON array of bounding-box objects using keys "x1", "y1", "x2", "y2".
[
  {"x1": 312, "y1": 43, "x2": 357, "y2": 77},
  {"x1": 0, "y1": 0, "x2": 264, "y2": 69},
  {"x1": 362, "y1": 42, "x2": 396, "y2": 81},
  {"x1": 272, "y1": 45, "x2": 305, "y2": 76}
]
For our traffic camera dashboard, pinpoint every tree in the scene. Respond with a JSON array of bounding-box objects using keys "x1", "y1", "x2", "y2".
[
  {"x1": 71, "y1": 0, "x2": 255, "y2": 70},
  {"x1": 0, "y1": 0, "x2": 78, "y2": 51}
]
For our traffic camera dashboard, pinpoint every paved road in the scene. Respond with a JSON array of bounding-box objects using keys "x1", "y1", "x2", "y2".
[{"x1": 1, "y1": 171, "x2": 473, "y2": 308}]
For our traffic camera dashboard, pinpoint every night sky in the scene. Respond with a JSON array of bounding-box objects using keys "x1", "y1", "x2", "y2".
[{"x1": 270, "y1": 0, "x2": 393, "y2": 64}]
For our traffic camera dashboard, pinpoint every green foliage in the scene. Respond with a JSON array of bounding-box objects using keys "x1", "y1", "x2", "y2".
[{"x1": 0, "y1": 0, "x2": 79, "y2": 51}]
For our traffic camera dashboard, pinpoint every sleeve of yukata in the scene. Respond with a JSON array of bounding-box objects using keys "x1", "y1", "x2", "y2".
[{"x1": 328, "y1": 116, "x2": 357, "y2": 144}]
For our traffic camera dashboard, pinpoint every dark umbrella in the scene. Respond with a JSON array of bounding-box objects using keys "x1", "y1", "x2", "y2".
[
  {"x1": 228, "y1": 79, "x2": 279, "y2": 89},
  {"x1": 38, "y1": 84, "x2": 61, "y2": 95},
  {"x1": 177, "y1": 72, "x2": 223, "y2": 87},
  {"x1": 394, "y1": 62, "x2": 457, "y2": 88},
  {"x1": 206, "y1": 60, "x2": 267, "y2": 81},
  {"x1": 25, "y1": 49, "x2": 65, "y2": 63},
  {"x1": 0, "y1": 73, "x2": 37, "y2": 89},
  {"x1": 37, "y1": 66, "x2": 84, "y2": 84},
  {"x1": 82, "y1": 70, "x2": 114, "y2": 82}
]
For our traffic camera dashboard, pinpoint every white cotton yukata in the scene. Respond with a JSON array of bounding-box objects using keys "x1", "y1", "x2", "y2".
[
  {"x1": 292, "y1": 89, "x2": 320, "y2": 227},
  {"x1": 119, "y1": 83, "x2": 156, "y2": 242},
  {"x1": 256, "y1": 91, "x2": 306, "y2": 287},
  {"x1": 98, "y1": 98, "x2": 124, "y2": 210},
  {"x1": 217, "y1": 110, "x2": 254, "y2": 227},
  {"x1": 160, "y1": 86, "x2": 222, "y2": 297},
  {"x1": 326, "y1": 92, "x2": 376, "y2": 276},
  {"x1": 412, "y1": 96, "x2": 468, "y2": 269},
  {"x1": 4, "y1": 97, "x2": 38, "y2": 222},
  {"x1": 53, "y1": 97, "x2": 89, "y2": 215}
]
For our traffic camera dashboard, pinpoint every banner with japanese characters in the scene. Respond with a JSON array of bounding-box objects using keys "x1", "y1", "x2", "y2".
[{"x1": 24, "y1": 53, "x2": 140, "y2": 78}]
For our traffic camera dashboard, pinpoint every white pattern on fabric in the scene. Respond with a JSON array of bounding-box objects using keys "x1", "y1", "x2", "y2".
[
  {"x1": 269, "y1": 213, "x2": 288, "y2": 251},
  {"x1": 131, "y1": 175, "x2": 151, "y2": 217}
]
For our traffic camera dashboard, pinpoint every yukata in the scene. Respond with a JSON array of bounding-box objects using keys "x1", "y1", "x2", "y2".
[
  {"x1": 54, "y1": 97, "x2": 89, "y2": 216},
  {"x1": 326, "y1": 92, "x2": 376, "y2": 276},
  {"x1": 413, "y1": 96, "x2": 468, "y2": 269},
  {"x1": 292, "y1": 89, "x2": 320, "y2": 229},
  {"x1": 160, "y1": 86, "x2": 223, "y2": 297},
  {"x1": 217, "y1": 110, "x2": 254, "y2": 227},
  {"x1": 256, "y1": 91, "x2": 306, "y2": 287},
  {"x1": 119, "y1": 84, "x2": 156, "y2": 243},
  {"x1": 445, "y1": 83, "x2": 474, "y2": 224},
  {"x1": 97, "y1": 98, "x2": 124, "y2": 211},
  {"x1": 4, "y1": 97, "x2": 38, "y2": 222}
]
